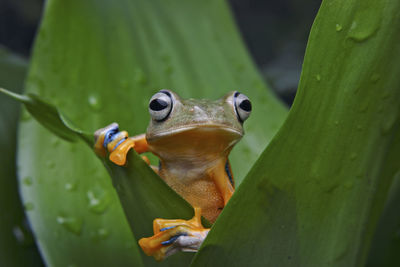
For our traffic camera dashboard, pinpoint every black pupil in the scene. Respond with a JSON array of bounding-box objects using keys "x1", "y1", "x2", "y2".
[
  {"x1": 149, "y1": 98, "x2": 168, "y2": 111},
  {"x1": 239, "y1": 99, "x2": 252, "y2": 112}
]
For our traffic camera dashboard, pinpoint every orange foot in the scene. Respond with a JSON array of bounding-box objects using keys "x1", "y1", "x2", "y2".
[
  {"x1": 139, "y1": 208, "x2": 210, "y2": 261},
  {"x1": 94, "y1": 123, "x2": 148, "y2": 166}
]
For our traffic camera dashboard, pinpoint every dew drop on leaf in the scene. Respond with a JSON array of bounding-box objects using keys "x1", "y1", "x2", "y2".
[
  {"x1": 24, "y1": 202, "x2": 35, "y2": 211},
  {"x1": 20, "y1": 109, "x2": 31, "y2": 121},
  {"x1": 87, "y1": 185, "x2": 111, "y2": 214},
  {"x1": 134, "y1": 69, "x2": 147, "y2": 85},
  {"x1": 97, "y1": 228, "x2": 109, "y2": 239},
  {"x1": 22, "y1": 176, "x2": 33, "y2": 186},
  {"x1": 344, "y1": 181, "x2": 353, "y2": 189},
  {"x1": 56, "y1": 215, "x2": 83, "y2": 235},
  {"x1": 51, "y1": 137, "x2": 60, "y2": 147},
  {"x1": 347, "y1": 5, "x2": 382, "y2": 42},
  {"x1": 65, "y1": 182, "x2": 77, "y2": 191},
  {"x1": 380, "y1": 111, "x2": 398, "y2": 135},
  {"x1": 370, "y1": 73, "x2": 380, "y2": 83},
  {"x1": 88, "y1": 94, "x2": 102, "y2": 111},
  {"x1": 335, "y1": 24, "x2": 343, "y2": 32},
  {"x1": 46, "y1": 161, "x2": 55, "y2": 169},
  {"x1": 13, "y1": 225, "x2": 27, "y2": 244}
]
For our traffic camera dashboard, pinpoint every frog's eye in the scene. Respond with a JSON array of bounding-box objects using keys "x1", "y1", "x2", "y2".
[
  {"x1": 234, "y1": 92, "x2": 252, "y2": 122},
  {"x1": 149, "y1": 90, "x2": 173, "y2": 121}
]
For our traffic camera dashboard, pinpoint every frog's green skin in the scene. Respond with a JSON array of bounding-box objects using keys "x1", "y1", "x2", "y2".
[{"x1": 94, "y1": 89, "x2": 252, "y2": 261}]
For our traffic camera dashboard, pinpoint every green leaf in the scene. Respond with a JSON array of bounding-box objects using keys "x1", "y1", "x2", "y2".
[
  {"x1": 0, "y1": 87, "x2": 200, "y2": 265},
  {"x1": 366, "y1": 130, "x2": 400, "y2": 267},
  {"x1": 193, "y1": 0, "x2": 400, "y2": 266},
  {"x1": 17, "y1": 0, "x2": 287, "y2": 266},
  {"x1": 0, "y1": 47, "x2": 44, "y2": 266},
  {"x1": 0, "y1": 88, "x2": 92, "y2": 145}
]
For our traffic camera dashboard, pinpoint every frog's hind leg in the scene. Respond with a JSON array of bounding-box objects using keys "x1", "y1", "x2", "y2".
[{"x1": 138, "y1": 207, "x2": 209, "y2": 261}]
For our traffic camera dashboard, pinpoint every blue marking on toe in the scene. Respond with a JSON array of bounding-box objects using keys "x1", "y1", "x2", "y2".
[
  {"x1": 103, "y1": 127, "x2": 119, "y2": 148},
  {"x1": 160, "y1": 226, "x2": 176, "y2": 232},
  {"x1": 112, "y1": 137, "x2": 127, "y2": 151},
  {"x1": 161, "y1": 233, "x2": 187, "y2": 246}
]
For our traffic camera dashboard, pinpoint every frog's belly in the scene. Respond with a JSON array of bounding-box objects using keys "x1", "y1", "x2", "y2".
[{"x1": 159, "y1": 166, "x2": 224, "y2": 223}]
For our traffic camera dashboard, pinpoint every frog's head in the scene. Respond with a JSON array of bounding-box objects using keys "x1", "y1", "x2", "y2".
[{"x1": 145, "y1": 90, "x2": 252, "y2": 159}]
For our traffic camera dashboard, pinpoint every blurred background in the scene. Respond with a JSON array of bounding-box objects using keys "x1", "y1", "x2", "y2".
[{"x1": 0, "y1": 0, "x2": 322, "y2": 105}]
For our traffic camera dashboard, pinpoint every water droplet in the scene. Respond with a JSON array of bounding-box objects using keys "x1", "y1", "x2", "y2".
[
  {"x1": 97, "y1": 228, "x2": 109, "y2": 239},
  {"x1": 347, "y1": 6, "x2": 382, "y2": 42},
  {"x1": 22, "y1": 176, "x2": 33, "y2": 186},
  {"x1": 370, "y1": 73, "x2": 380, "y2": 83},
  {"x1": 119, "y1": 79, "x2": 128, "y2": 89},
  {"x1": 87, "y1": 186, "x2": 110, "y2": 214},
  {"x1": 51, "y1": 138, "x2": 60, "y2": 147},
  {"x1": 334, "y1": 120, "x2": 339, "y2": 126},
  {"x1": 56, "y1": 216, "x2": 83, "y2": 235},
  {"x1": 381, "y1": 112, "x2": 398, "y2": 135},
  {"x1": 236, "y1": 63, "x2": 245, "y2": 71},
  {"x1": 164, "y1": 65, "x2": 173, "y2": 74},
  {"x1": 88, "y1": 94, "x2": 102, "y2": 111},
  {"x1": 381, "y1": 91, "x2": 390, "y2": 100},
  {"x1": 350, "y1": 153, "x2": 357, "y2": 161},
  {"x1": 46, "y1": 161, "x2": 55, "y2": 169},
  {"x1": 359, "y1": 99, "x2": 369, "y2": 112},
  {"x1": 12, "y1": 221, "x2": 35, "y2": 246},
  {"x1": 20, "y1": 109, "x2": 31, "y2": 121},
  {"x1": 65, "y1": 182, "x2": 77, "y2": 191},
  {"x1": 335, "y1": 24, "x2": 343, "y2": 32},
  {"x1": 395, "y1": 228, "x2": 400, "y2": 240},
  {"x1": 315, "y1": 74, "x2": 321, "y2": 81},
  {"x1": 344, "y1": 181, "x2": 353, "y2": 189},
  {"x1": 125, "y1": 241, "x2": 135, "y2": 249},
  {"x1": 160, "y1": 54, "x2": 170, "y2": 63},
  {"x1": 134, "y1": 69, "x2": 147, "y2": 85},
  {"x1": 24, "y1": 202, "x2": 34, "y2": 211},
  {"x1": 13, "y1": 225, "x2": 28, "y2": 245}
]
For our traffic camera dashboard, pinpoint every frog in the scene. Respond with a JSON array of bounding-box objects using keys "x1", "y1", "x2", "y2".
[{"x1": 94, "y1": 89, "x2": 252, "y2": 261}]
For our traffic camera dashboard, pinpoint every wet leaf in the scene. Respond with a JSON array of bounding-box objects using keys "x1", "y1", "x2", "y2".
[
  {"x1": 0, "y1": 47, "x2": 44, "y2": 266},
  {"x1": 193, "y1": 0, "x2": 400, "y2": 266},
  {"x1": 14, "y1": 0, "x2": 287, "y2": 266}
]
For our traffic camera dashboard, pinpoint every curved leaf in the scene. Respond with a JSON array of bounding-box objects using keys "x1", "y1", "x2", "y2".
[
  {"x1": 17, "y1": 0, "x2": 287, "y2": 266},
  {"x1": 0, "y1": 47, "x2": 44, "y2": 266},
  {"x1": 0, "y1": 88, "x2": 199, "y2": 265},
  {"x1": 193, "y1": 0, "x2": 400, "y2": 266}
]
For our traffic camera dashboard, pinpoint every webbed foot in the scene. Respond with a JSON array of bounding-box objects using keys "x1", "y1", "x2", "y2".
[
  {"x1": 94, "y1": 123, "x2": 148, "y2": 166},
  {"x1": 138, "y1": 208, "x2": 209, "y2": 261}
]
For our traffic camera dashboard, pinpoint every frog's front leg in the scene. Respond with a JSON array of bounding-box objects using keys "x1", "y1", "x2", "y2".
[
  {"x1": 94, "y1": 123, "x2": 149, "y2": 165},
  {"x1": 138, "y1": 207, "x2": 209, "y2": 261},
  {"x1": 210, "y1": 159, "x2": 235, "y2": 206}
]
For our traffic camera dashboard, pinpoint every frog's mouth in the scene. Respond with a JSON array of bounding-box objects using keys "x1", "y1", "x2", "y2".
[
  {"x1": 146, "y1": 124, "x2": 243, "y2": 141},
  {"x1": 146, "y1": 124, "x2": 243, "y2": 157}
]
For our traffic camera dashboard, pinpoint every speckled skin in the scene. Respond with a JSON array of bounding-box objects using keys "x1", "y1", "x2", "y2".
[{"x1": 146, "y1": 91, "x2": 243, "y2": 222}]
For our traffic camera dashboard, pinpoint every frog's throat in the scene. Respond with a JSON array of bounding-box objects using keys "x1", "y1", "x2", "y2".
[{"x1": 146, "y1": 124, "x2": 243, "y2": 141}]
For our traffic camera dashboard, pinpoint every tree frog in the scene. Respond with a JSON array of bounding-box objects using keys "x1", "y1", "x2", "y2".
[{"x1": 94, "y1": 90, "x2": 252, "y2": 261}]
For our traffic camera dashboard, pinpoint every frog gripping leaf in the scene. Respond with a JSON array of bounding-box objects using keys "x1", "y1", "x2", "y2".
[{"x1": 94, "y1": 90, "x2": 252, "y2": 260}]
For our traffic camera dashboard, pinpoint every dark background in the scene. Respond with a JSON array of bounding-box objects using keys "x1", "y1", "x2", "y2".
[{"x1": 0, "y1": 0, "x2": 322, "y2": 104}]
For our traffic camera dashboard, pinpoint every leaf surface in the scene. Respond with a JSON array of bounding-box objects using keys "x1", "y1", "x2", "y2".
[
  {"x1": 0, "y1": 47, "x2": 44, "y2": 266},
  {"x1": 17, "y1": 0, "x2": 287, "y2": 266},
  {"x1": 193, "y1": 0, "x2": 400, "y2": 266}
]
